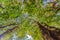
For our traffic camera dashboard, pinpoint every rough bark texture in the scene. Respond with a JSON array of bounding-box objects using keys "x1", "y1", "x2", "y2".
[{"x1": 36, "y1": 21, "x2": 60, "y2": 40}]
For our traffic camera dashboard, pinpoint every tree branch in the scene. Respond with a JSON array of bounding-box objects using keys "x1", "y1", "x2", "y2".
[{"x1": 35, "y1": 21, "x2": 60, "y2": 40}]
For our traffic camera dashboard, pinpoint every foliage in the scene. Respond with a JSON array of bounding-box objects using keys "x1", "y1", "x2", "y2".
[{"x1": 0, "y1": 0, "x2": 60, "y2": 40}]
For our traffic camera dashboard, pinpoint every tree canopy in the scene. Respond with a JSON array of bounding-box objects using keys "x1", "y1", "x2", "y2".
[{"x1": 0, "y1": 0, "x2": 60, "y2": 40}]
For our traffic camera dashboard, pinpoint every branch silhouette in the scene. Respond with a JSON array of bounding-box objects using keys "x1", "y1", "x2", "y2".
[
  {"x1": 0, "y1": 23, "x2": 16, "y2": 28},
  {"x1": 0, "y1": 25, "x2": 19, "y2": 38},
  {"x1": 35, "y1": 21, "x2": 60, "y2": 40}
]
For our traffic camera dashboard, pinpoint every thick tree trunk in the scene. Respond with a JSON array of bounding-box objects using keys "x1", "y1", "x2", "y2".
[{"x1": 35, "y1": 21, "x2": 60, "y2": 40}]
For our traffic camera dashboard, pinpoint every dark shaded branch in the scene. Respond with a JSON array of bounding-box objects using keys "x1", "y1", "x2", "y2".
[
  {"x1": 55, "y1": 7, "x2": 60, "y2": 13},
  {"x1": 35, "y1": 21, "x2": 60, "y2": 40},
  {"x1": 0, "y1": 25, "x2": 19, "y2": 38},
  {"x1": 0, "y1": 23, "x2": 16, "y2": 28}
]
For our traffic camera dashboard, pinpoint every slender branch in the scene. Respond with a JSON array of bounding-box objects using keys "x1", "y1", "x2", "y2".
[
  {"x1": 0, "y1": 25, "x2": 19, "y2": 38},
  {"x1": 0, "y1": 23, "x2": 16, "y2": 28}
]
